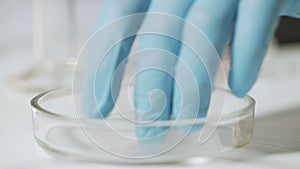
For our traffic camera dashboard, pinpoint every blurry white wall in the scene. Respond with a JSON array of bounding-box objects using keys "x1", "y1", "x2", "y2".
[{"x1": 0, "y1": 0, "x2": 33, "y2": 55}]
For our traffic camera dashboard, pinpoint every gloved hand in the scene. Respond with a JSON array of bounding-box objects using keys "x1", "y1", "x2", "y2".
[{"x1": 82, "y1": 0, "x2": 300, "y2": 139}]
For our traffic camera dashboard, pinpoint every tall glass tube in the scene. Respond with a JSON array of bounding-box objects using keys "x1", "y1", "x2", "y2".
[{"x1": 9, "y1": 0, "x2": 103, "y2": 92}]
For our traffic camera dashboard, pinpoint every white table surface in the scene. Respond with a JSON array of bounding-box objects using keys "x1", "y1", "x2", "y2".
[{"x1": 1, "y1": 42, "x2": 300, "y2": 169}]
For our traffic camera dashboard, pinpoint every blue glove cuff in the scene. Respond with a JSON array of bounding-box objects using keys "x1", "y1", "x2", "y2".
[{"x1": 282, "y1": 0, "x2": 300, "y2": 18}]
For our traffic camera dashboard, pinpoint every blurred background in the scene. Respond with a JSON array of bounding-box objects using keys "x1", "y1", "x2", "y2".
[
  {"x1": 0, "y1": 0, "x2": 33, "y2": 72},
  {"x1": 1, "y1": 0, "x2": 300, "y2": 168}
]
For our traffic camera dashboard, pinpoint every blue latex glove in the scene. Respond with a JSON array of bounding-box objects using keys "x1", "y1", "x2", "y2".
[{"x1": 83, "y1": 0, "x2": 300, "y2": 139}]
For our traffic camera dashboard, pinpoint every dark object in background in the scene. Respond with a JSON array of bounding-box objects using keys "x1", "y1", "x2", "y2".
[{"x1": 275, "y1": 16, "x2": 300, "y2": 44}]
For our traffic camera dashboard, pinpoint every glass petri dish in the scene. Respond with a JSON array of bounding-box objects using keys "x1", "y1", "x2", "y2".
[{"x1": 30, "y1": 88, "x2": 255, "y2": 164}]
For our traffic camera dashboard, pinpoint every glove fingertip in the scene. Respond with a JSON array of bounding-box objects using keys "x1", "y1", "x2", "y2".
[
  {"x1": 82, "y1": 95, "x2": 114, "y2": 118},
  {"x1": 228, "y1": 79, "x2": 249, "y2": 98}
]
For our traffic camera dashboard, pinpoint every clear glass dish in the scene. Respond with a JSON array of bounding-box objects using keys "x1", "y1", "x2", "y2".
[{"x1": 30, "y1": 88, "x2": 255, "y2": 164}]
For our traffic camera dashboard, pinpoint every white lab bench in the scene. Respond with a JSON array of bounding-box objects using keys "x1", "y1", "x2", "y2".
[{"x1": 1, "y1": 42, "x2": 300, "y2": 169}]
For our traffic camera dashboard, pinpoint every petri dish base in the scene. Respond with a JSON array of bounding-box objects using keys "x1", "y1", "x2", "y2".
[{"x1": 30, "y1": 88, "x2": 255, "y2": 164}]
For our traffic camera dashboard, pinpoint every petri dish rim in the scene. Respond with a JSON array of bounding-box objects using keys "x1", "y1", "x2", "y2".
[{"x1": 30, "y1": 87, "x2": 255, "y2": 126}]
